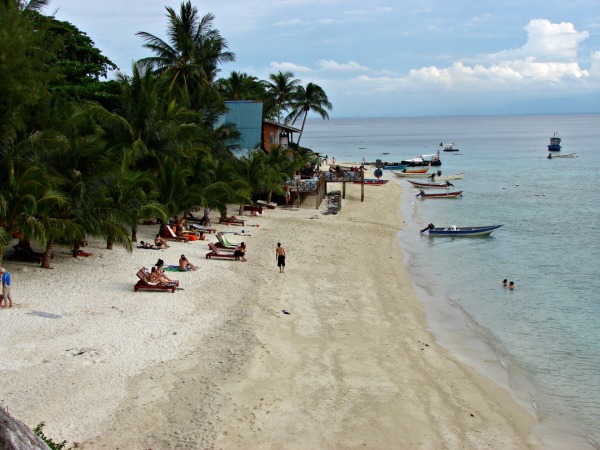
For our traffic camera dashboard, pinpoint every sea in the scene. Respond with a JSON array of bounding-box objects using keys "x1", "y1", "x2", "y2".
[{"x1": 301, "y1": 114, "x2": 600, "y2": 449}]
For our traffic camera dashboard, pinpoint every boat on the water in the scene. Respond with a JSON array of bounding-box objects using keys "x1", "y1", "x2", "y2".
[
  {"x1": 392, "y1": 171, "x2": 432, "y2": 178},
  {"x1": 548, "y1": 152, "x2": 577, "y2": 159},
  {"x1": 426, "y1": 172, "x2": 465, "y2": 181},
  {"x1": 416, "y1": 190, "x2": 463, "y2": 198},
  {"x1": 382, "y1": 164, "x2": 408, "y2": 170},
  {"x1": 403, "y1": 167, "x2": 429, "y2": 174},
  {"x1": 354, "y1": 178, "x2": 389, "y2": 185},
  {"x1": 401, "y1": 151, "x2": 442, "y2": 167},
  {"x1": 420, "y1": 223, "x2": 502, "y2": 236},
  {"x1": 440, "y1": 142, "x2": 459, "y2": 152},
  {"x1": 548, "y1": 132, "x2": 562, "y2": 151},
  {"x1": 407, "y1": 180, "x2": 454, "y2": 189}
]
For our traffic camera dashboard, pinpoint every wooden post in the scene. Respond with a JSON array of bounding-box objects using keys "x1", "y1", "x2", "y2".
[
  {"x1": 342, "y1": 179, "x2": 346, "y2": 199},
  {"x1": 361, "y1": 170, "x2": 365, "y2": 202}
]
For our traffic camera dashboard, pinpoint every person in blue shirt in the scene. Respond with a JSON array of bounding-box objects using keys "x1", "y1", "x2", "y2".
[{"x1": 0, "y1": 267, "x2": 12, "y2": 308}]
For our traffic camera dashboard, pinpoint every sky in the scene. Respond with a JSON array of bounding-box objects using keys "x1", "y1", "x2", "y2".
[{"x1": 46, "y1": 0, "x2": 600, "y2": 118}]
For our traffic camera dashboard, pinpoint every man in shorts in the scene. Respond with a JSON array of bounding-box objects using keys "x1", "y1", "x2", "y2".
[{"x1": 276, "y1": 243, "x2": 286, "y2": 273}]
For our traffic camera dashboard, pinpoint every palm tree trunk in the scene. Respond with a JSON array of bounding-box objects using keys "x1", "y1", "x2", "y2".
[
  {"x1": 72, "y1": 240, "x2": 81, "y2": 258},
  {"x1": 296, "y1": 111, "x2": 308, "y2": 147},
  {"x1": 132, "y1": 225, "x2": 138, "y2": 243},
  {"x1": 107, "y1": 240, "x2": 114, "y2": 250},
  {"x1": 41, "y1": 240, "x2": 53, "y2": 269}
]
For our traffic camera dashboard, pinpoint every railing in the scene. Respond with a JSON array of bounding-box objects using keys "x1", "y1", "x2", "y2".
[{"x1": 323, "y1": 171, "x2": 361, "y2": 182}]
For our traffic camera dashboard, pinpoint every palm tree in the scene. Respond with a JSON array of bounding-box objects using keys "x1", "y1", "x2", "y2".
[
  {"x1": 136, "y1": 2, "x2": 235, "y2": 95},
  {"x1": 265, "y1": 71, "x2": 299, "y2": 124},
  {"x1": 285, "y1": 82, "x2": 332, "y2": 147},
  {"x1": 215, "y1": 71, "x2": 264, "y2": 101}
]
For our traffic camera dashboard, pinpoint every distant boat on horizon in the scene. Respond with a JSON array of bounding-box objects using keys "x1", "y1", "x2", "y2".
[
  {"x1": 440, "y1": 142, "x2": 460, "y2": 152},
  {"x1": 548, "y1": 132, "x2": 562, "y2": 151}
]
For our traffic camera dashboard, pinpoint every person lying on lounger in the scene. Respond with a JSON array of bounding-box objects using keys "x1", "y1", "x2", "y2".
[{"x1": 149, "y1": 266, "x2": 173, "y2": 284}]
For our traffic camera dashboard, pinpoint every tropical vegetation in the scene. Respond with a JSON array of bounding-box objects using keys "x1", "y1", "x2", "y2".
[{"x1": 0, "y1": 0, "x2": 332, "y2": 268}]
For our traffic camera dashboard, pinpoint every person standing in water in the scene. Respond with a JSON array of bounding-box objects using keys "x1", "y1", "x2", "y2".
[{"x1": 276, "y1": 243, "x2": 286, "y2": 273}]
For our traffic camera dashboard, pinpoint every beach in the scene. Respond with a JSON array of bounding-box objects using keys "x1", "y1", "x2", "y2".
[{"x1": 0, "y1": 172, "x2": 541, "y2": 449}]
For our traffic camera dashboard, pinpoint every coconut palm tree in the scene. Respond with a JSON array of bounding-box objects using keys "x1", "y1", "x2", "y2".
[
  {"x1": 215, "y1": 71, "x2": 264, "y2": 101},
  {"x1": 265, "y1": 71, "x2": 300, "y2": 124},
  {"x1": 136, "y1": 2, "x2": 235, "y2": 95},
  {"x1": 285, "y1": 82, "x2": 332, "y2": 148}
]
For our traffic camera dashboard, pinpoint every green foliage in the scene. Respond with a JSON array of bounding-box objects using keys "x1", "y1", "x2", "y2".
[
  {"x1": 0, "y1": 1, "x2": 333, "y2": 268},
  {"x1": 0, "y1": 0, "x2": 59, "y2": 137},
  {"x1": 33, "y1": 422, "x2": 69, "y2": 450}
]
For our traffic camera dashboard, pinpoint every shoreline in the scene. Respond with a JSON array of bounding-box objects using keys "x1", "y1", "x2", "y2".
[{"x1": 0, "y1": 170, "x2": 541, "y2": 448}]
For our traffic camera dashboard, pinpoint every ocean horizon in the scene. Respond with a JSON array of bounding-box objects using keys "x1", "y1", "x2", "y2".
[{"x1": 302, "y1": 113, "x2": 600, "y2": 449}]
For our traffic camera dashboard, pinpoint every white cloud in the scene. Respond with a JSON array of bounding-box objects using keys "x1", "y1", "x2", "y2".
[
  {"x1": 490, "y1": 19, "x2": 589, "y2": 62},
  {"x1": 591, "y1": 51, "x2": 600, "y2": 76},
  {"x1": 467, "y1": 13, "x2": 492, "y2": 26},
  {"x1": 268, "y1": 62, "x2": 313, "y2": 73},
  {"x1": 274, "y1": 18, "x2": 304, "y2": 27},
  {"x1": 317, "y1": 60, "x2": 369, "y2": 72},
  {"x1": 302, "y1": 18, "x2": 599, "y2": 116},
  {"x1": 397, "y1": 19, "x2": 596, "y2": 89}
]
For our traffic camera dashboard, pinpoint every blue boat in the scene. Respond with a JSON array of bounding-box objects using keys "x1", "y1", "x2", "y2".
[
  {"x1": 420, "y1": 224, "x2": 503, "y2": 236},
  {"x1": 548, "y1": 132, "x2": 562, "y2": 151}
]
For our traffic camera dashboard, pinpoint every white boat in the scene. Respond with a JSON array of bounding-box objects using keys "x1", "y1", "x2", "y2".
[
  {"x1": 440, "y1": 142, "x2": 459, "y2": 152},
  {"x1": 401, "y1": 151, "x2": 442, "y2": 167},
  {"x1": 547, "y1": 153, "x2": 577, "y2": 159},
  {"x1": 392, "y1": 171, "x2": 432, "y2": 178},
  {"x1": 426, "y1": 172, "x2": 465, "y2": 181}
]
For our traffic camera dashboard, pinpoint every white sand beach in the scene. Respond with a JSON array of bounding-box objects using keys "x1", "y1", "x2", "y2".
[{"x1": 0, "y1": 172, "x2": 541, "y2": 449}]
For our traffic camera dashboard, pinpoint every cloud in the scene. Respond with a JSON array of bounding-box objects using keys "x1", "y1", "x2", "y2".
[
  {"x1": 489, "y1": 19, "x2": 589, "y2": 62},
  {"x1": 295, "y1": 18, "x2": 599, "y2": 116},
  {"x1": 268, "y1": 62, "x2": 313, "y2": 74},
  {"x1": 403, "y1": 19, "x2": 596, "y2": 89},
  {"x1": 317, "y1": 60, "x2": 369, "y2": 72},
  {"x1": 467, "y1": 13, "x2": 492, "y2": 26},
  {"x1": 274, "y1": 18, "x2": 304, "y2": 27}
]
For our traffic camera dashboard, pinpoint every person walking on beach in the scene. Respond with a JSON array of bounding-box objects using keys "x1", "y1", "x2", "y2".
[
  {"x1": 1, "y1": 267, "x2": 13, "y2": 307},
  {"x1": 276, "y1": 243, "x2": 286, "y2": 273}
]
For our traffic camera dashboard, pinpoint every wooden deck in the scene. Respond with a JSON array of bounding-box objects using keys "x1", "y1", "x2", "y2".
[{"x1": 286, "y1": 170, "x2": 367, "y2": 209}]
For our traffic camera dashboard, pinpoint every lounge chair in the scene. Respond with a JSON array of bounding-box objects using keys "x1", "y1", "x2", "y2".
[
  {"x1": 256, "y1": 200, "x2": 277, "y2": 209},
  {"x1": 205, "y1": 243, "x2": 240, "y2": 260},
  {"x1": 218, "y1": 216, "x2": 245, "y2": 226},
  {"x1": 215, "y1": 231, "x2": 240, "y2": 249},
  {"x1": 189, "y1": 223, "x2": 217, "y2": 234},
  {"x1": 162, "y1": 225, "x2": 189, "y2": 242},
  {"x1": 134, "y1": 267, "x2": 177, "y2": 293}
]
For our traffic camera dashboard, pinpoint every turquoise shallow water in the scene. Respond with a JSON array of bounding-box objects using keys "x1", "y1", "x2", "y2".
[{"x1": 302, "y1": 114, "x2": 600, "y2": 448}]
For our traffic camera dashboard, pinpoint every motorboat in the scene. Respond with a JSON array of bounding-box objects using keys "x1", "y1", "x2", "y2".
[
  {"x1": 420, "y1": 223, "x2": 503, "y2": 236},
  {"x1": 548, "y1": 132, "x2": 562, "y2": 151},
  {"x1": 416, "y1": 190, "x2": 463, "y2": 199}
]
